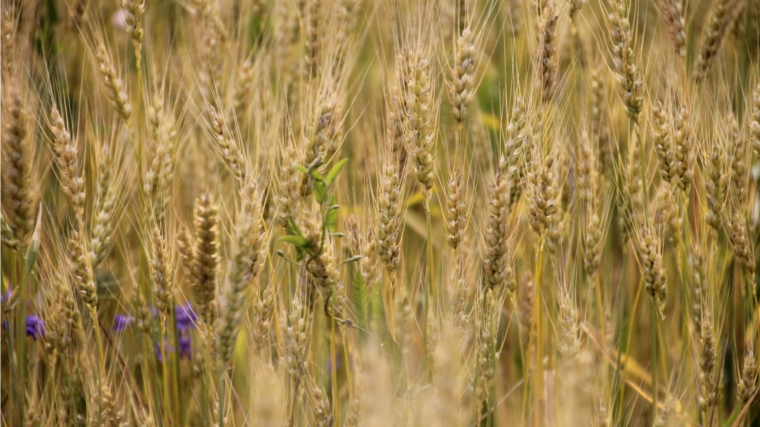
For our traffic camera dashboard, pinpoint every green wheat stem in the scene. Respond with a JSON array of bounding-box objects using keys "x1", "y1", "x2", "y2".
[
  {"x1": 532, "y1": 238, "x2": 545, "y2": 427},
  {"x1": 11, "y1": 253, "x2": 24, "y2": 426},
  {"x1": 171, "y1": 306, "x2": 183, "y2": 424},
  {"x1": 651, "y1": 300, "x2": 659, "y2": 422},
  {"x1": 330, "y1": 306, "x2": 340, "y2": 425},
  {"x1": 160, "y1": 317, "x2": 172, "y2": 426},
  {"x1": 218, "y1": 370, "x2": 226, "y2": 427}
]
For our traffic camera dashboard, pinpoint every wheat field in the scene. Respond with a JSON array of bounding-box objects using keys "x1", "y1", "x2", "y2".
[{"x1": 1, "y1": 0, "x2": 760, "y2": 425}]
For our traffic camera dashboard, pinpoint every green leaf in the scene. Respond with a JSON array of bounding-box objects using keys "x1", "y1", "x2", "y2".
[
  {"x1": 286, "y1": 219, "x2": 303, "y2": 237},
  {"x1": 25, "y1": 237, "x2": 40, "y2": 279},
  {"x1": 314, "y1": 181, "x2": 328, "y2": 204},
  {"x1": 25, "y1": 208, "x2": 42, "y2": 278},
  {"x1": 352, "y1": 271, "x2": 370, "y2": 333},
  {"x1": 369, "y1": 280, "x2": 385, "y2": 335},
  {"x1": 310, "y1": 169, "x2": 325, "y2": 181},
  {"x1": 339, "y1": 255, "x2": 362, "y2": 265},
  {"x1": 279, "y1": 235, "x2": 312, "y2": 249},
  {"x1": 325, "y1": 159, "x2": 348, "y2": 184},
  {"x1": 364, "y1": 273, "x2": 405, "y2": 383},
  {"x1": 325, "y1": 197, "x2": 338, "y2": 232},
  {"x1": 292, "y1": 166, "x2": 309, "y2": 174},
  {"x1": 385, "y1": 334, "x2": 404, "y2": 389}
]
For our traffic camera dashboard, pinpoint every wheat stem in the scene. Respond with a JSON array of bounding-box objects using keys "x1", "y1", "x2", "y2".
[
  {"x1": 331, "y1": 313, "x2": 339, "y2": 425},
  {"x1": 15, "y1": 253, "x2": 27, "y2": 426},
  {"x1": 160, "y1": 318, "x2": 172, "y2": 426},
  {"x1": 651, "y1": 302, "x2": 659, "y2": 422},
  {"x1": 532, "y1": 239, "x2": 545, "y2": 427}
]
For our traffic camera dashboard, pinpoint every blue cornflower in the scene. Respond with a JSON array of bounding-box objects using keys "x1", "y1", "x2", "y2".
[
  {"x1": 155, "y1": 335, "x2": 192, "y2": 361},
  {"x1": 2, "y1": 313, "x2": 45, "y2": 340},
  {"x1": 155, "y1": 339, "x2": 174, "y2": 362},
  {"x1": 178, "y1": 335, "x2": 192, "y2": 359},
  {"x1": 113, "y1": 314, "x2": 134, "y2": 332},
  {"x1": 25, "y1": 315, "x2": 45, "y2": 340},
  {"x1": 176, "y1": 303, "x2": 198, "y2": 333},
  {"x1": 113, "y1": 303, "x2": 199, "y2": 333},
  {"x1": 114, "y1": 303, "x2": 196, "y2": 361}
]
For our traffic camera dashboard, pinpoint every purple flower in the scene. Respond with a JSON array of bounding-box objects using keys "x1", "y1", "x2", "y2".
[
  {"x1": 155, "y1": 335, "x2": 192, "y2": 361},
  {"x1": 176, "y1": 303, "x2": 197, "y2": 332},
  {"x1": 113, "y1": 314, "x2": 134, "y2": 332},
  {"x1": 179, "y1": 335, "x2": 192, "y2": 359},
  {"x1": 155, "y1": 339, "x2": 174, "y2": 362},
  {"x1": 25, "y1": 315, "x2": 45, "y2": 340},
  {"x1": 113, "y1": 303, "x2": 197, "y2": 334}
]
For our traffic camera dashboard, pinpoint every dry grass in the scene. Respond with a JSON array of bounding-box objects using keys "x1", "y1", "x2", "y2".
[{"x1": 2, "y1": 0, "x2": 760, "y2": 426}]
